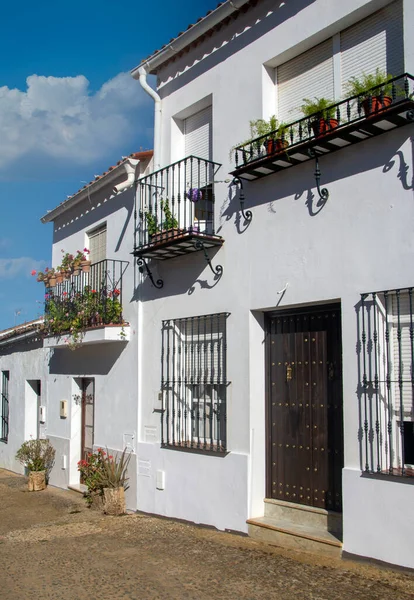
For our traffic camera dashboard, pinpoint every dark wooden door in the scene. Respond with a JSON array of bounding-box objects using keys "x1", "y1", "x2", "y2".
[{"x1": 266, "y1": 306, "x2": 343, "y2": 512}]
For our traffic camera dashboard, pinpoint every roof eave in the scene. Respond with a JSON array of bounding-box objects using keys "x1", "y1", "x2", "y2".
[{"x1": 131, "y1": 0, "x2": 251, "y2": 77}]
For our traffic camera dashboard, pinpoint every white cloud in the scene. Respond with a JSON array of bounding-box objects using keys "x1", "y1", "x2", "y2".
[
  {"x1": 0, "y1": 72, "x2": 151, "y2": 169},
  {"x1": 0, "y1": 257, "x2": 47, "y2": 279}
]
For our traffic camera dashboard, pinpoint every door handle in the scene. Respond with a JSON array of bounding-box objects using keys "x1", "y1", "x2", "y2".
[{"x1": 286, "y1": 363, "x2": 293, "y2": 382}]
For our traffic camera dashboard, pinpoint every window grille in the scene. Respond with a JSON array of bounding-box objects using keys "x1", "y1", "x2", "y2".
[
  {"x1": 1, "y1": 371, "x2": 9, "y2": 443},
  {"x1": 161, "y1": 313, "x2": 229, "y2": 452},
  {"x1": 359, "y1": 288, "x2": 414, "y2": 476}
]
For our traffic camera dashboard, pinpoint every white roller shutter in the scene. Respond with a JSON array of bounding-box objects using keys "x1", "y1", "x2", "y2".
[
  {"x1": 277, "y1": 39, "x2": 334, "y2": 122},
  {"x1": 340, "y1": 0, "x2": 403, "y2": 92},
  {"x1": 88, "y1": 224, "x2": 107, "y2": 264},
  {"x1": 391, "y1": 293, "x2": 413, "y2": 417},
  {"x1": 184, "y1": 106, "x2": 212, "y2": 160}
]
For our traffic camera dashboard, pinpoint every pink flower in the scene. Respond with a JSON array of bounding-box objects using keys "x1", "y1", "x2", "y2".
[
  {"x1": 31, "y1": 269, "x2": 37, "y2": 276},
  {"x1": 113, "y1": 288, "x2": 120, "y2": 297},
  {"x1": 84, "y1": 248, "x2": 90, "y2": 254}
]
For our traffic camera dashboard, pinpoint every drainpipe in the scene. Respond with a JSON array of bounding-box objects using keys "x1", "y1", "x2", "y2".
[
  {"x1": 114, "y1": 158, "x2": 140, "y2": 194},
  {"x1": 138, "y1": 66, "x2": 161, "y2": 170}
]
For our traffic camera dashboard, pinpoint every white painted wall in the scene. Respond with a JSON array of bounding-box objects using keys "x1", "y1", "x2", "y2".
[{"x1": 135, "y1": 0, "x2": 414, "y2": 562}]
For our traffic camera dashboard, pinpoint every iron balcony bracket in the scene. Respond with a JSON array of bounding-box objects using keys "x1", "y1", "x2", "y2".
[
  {"x1": 308, "y1": 148, "x2": 329, "y2": 203},
  {"x1": 407, "y1": 108, "x2": 414, "y2": 122},
  {"x1": 231, "y1": 177, "x2": 253, "y2": 223},
  {"x1": 137, "y1": 257, "x2": 163, "y2": 289},
  {"x1": 193, "y1": 240, "x2": 223, "y2": 278}
]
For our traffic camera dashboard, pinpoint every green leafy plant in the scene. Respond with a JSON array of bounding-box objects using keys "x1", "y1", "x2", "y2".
[
  {"x1": 145, "y1": 198, "x2": 178, "y2": 236},
  {"x1": 77, "y1": 447, "x2": 131, "y2": 506},
  {"x1": 301, "y1": 97, "x2": 336, "y2": 120},
  {"x1": 230, "y1": 115, "x2": 291, "y2": 161},
  {"x1": 345, "y1": 69, "x2": 393, "y2": 100},
  {"x1": 16, "y1": 439, "x2": 56, "y2": 473}
]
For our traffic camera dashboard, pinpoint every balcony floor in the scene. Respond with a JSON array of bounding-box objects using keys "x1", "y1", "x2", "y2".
[
  {"x1": 43, "y1": 324, "x2": 130, "y2": 348},
  {"x1": 133, "y1": 231, "x2": 224, "y2": 261},
  {"x1": 231, "y1": 98, "x2": 414, "y2": 181}
]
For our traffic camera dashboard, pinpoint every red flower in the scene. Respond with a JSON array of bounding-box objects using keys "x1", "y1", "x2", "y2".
[
  {"x1": 31, "y1": 269, "x2": 37, "y2": 276},
  {"x1": 63, "y1": 291, "x2": 67, "y2": 296},
  {"x1": 113, "y1": 288, "x2": 120, "y2": 297},
  {"x1": 91, "y1": 290, "x2": 96, "y2": 294}
]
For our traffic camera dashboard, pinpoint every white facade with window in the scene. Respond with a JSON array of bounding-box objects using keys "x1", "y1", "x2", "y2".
[{"x1": 132, "y1": 0, "x2": 414, "y2": 569}]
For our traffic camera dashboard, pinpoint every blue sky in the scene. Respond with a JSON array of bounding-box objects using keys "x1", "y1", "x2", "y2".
[{"x1": 0, "y1": 0, "x2": 219, "y2": 330}]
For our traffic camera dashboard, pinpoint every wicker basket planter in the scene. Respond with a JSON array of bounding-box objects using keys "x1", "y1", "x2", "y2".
[
  {"x1": 103, "y1": 486, "x2": 126, "y2": 515},
  {"x1": 28, "y1": 470, "x2": 46, "y2": 492}
]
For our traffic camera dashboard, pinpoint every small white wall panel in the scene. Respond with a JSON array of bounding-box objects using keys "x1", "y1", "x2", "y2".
[
  {"x1": 277, "y1": 39, "x2": 334, "y2": 122},
  {"x1": 340, "y1": 0, "x2": 403, "y2": 92}
]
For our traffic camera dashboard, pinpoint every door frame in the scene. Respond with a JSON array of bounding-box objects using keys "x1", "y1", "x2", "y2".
[{"x1": 264, "y1": 302, "x2": 343, "y2": 503}]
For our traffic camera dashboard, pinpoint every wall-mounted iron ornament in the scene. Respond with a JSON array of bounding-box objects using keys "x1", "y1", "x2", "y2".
[
  {"x1": 308, "y1": 148, "x2": 329, "y2": 203},
  {"x1": 193, "y1": 240, "x2": 223, "y2": 278},
  {"x1": 231, "y1": 177, "x2": 253, "y2": 223},
  {"x1": 137, "y1": 257, "x2": 163, "y2": 289}
]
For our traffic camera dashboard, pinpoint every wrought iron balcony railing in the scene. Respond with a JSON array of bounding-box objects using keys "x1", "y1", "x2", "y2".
[
  {"x1": 232, "y1": 72, "x2": 414, "y2": 180},
  {"x1": 44, "y1": 259, "x2": 129, "y2": 338},
  {"x1": 133, "y1": 155, "x2": 223, "y2": 260}
]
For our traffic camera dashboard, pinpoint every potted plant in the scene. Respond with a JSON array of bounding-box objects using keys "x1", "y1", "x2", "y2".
[
  {"x1": 80, "y1": 248, "x2": 91, "y2": 273},
  {"x1": 73, "y1": 249, "x2": 90, "y2": 275},
  {"x1": 301, "y1": 97, "x2": 338, "y2": 137},
  {"x1": 345, "y1": 69, "x2": 393, "y2": 116},
  {"x1": 15, "y1": 438, "x2": 56, "y2": 491},
  {"x1": 145, "y1": 199, "x2": 180, "y2": 243},
  {"x1": 235, "y1": 116, "x2": 290, "y2": 160},
  {"x1": 78, "y1": 447, "x2": 131, "y2": 515},
  {"x1": 47, "y1": 268, "x2": 57, "y2": 287},
  {"x1": 59, "y1": 250, "x2": 74, "y2": 280}
]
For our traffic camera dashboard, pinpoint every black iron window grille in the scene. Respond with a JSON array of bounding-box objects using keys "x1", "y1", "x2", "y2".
[
  {"x1": 1, "y1": 370, "x2": 9, "y2": 443},
  {"x1": 161, "y1": 313, "x2": 229, "y2": 453},
  {"x1": 359, "y1": 288, "x2": 414, "y2": 476},
  {"x1": 44, "y1": 259, "x2": 128, "y2": 334},
  {"x1": 135, "y1": 155, "x2": 222, "y2": 250}
]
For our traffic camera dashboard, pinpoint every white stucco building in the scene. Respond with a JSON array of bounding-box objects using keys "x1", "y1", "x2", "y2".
[{"x1": 1, "y1": 0, "x2": 414, "y2": 570}]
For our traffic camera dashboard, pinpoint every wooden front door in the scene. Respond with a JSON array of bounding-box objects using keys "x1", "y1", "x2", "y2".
[
  {"x1": 81, "y1": 378, "x2": 95, "y2": 461},
  {"x1": 266, "y1": 306, "x2": 343, "y2": 512}
]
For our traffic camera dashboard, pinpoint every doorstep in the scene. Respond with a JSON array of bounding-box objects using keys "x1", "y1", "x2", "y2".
[{"x1": 68, "y1": 483, "x2": 87, "y2": 495}]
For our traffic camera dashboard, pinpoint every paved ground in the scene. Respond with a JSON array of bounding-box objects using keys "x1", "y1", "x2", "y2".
[{"x1": 1, "y1": 469, "x2": 414, "y2": 600}]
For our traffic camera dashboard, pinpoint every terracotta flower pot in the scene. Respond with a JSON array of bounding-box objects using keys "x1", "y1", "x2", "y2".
[
  {"x1": 56, "y1": 272, "x2": 64, "y2": 284},
  {"x1": 48, "y1": 276, "x2": 57, "y2": 287},
  {"x1": 150, "y1": 228, "x2": 184, "y2": 244},
  {"x1": 103, "y1": 486, "x2": 126, "y2": 515},
  {"x1": 311, "y1": 118, "x2": 339, "y2": 137},
  {"x1": 62, "y1": 270, "x2": 71, "y2": 281},
  {"x1": 266, "y1": 138, "x2": 289, "y2": 155},
  {"x1": 361, "y1": 95, "x2": 392, "y2": 117},
  {"x1": 72, "y1": 267, "x2": 81, "y2": 277},
  {"x1": 81, "y1": 260, "x2": 91, "y2": 273},
  {"x1": 28, "y1": 470, "x2": 46, "y2": 491}
]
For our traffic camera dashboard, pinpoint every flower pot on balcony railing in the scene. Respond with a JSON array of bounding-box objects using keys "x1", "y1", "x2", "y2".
[
  {"x1": 301, "y1": 97, "x2": 339, "y2": 138},
  {"x1": 266, "y1": 137, "x2": 289, "y2": 155},
  {"x1": 56, "y1": 271, "x2": 64, "y2": 284},
  {"x1": 345, "y1": 69, "x2": 394, "y2": 117},
  {"x1": 81, "y1": 260, "x2": 91, "y2": 273}
]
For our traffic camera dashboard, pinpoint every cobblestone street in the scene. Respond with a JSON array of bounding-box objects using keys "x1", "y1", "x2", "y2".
[{"x1": 1, "y1": 469, "x2": 413, "y2": 600}]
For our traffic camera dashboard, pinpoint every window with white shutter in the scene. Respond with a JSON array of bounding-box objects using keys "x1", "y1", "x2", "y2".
[
  {"x1": 277, "y1": 39, "x2": 334, "y2": 122},
  {"x1": 275, "y1": 0, "x2": 403, "y2": 123},
  {"x1": 340, "y1": 0, "x2": 403, "y2": 93},
  {"x1": 88, "y1": 224, "x2": 107, "y2": 265},
  {"x1": 184, "y1": 106, "x2": 212, "y2": 160}
]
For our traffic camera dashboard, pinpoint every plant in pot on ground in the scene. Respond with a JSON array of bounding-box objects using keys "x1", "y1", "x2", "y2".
[
  {"x1": 15, "y1": 439, "x2": 56, "y2": 491},
  {"x1": 301, "y1": 97, "x2": 338, "y2": 137},
  {"x1": 78, "y1": 447, "x2": 131, "y2": 515},
  {"x1": 345, "y1": 68, "x2": 394, "y2": 116}
]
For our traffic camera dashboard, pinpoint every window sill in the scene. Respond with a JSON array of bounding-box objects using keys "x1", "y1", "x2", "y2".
[{"x1": 161, "y1": 442, "x2": 228, "y2": 457}]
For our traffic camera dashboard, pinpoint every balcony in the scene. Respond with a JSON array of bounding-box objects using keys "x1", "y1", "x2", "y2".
[
  {"x1": 231, "y1": 73, "x2": 414, "y2": 181},
  {"x1": 133, "y1": 156, "x2": 223, "y2": 262},
  {"x1": 43, "y1": 259, "x2": 129, "y2": 348}
]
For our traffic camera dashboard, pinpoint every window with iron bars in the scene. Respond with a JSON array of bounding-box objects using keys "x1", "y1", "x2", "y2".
[
  {"x1": 1, "y1": 371, "x2": 9, "y2": 443},
  {"x1": 161, "y1": 313, "x2": 229, "y2": 453},
  {"x1": 359, "y1": 288, "x2": 414, "y2": 476}
]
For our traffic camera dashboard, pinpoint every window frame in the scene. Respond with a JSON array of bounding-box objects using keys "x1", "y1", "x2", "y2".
[{"x1": 1, "y1": 370, "x2": 10, "y2": 443}]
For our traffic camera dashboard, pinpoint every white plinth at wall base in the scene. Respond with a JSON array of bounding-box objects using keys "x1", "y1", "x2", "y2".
[
  {"x1": 43, "y1": 326, "x2": 130, "y2": 348},
  {"x1": 247, "y1": 499, "x2": 343, "y2": 558}
]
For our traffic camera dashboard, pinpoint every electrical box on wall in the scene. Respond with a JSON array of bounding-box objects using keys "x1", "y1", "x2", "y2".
[
  {"x1": 39, "y1": 405, "x2": 46, "y2": 423},
  {"x1": 60, "y1": 400, "x2": 68, "y2": 418}
]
